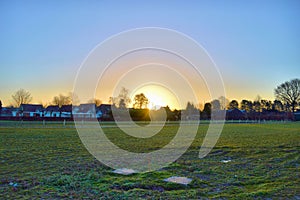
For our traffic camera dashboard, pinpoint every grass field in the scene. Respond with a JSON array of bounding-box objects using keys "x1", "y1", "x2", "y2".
[{"x1": 0, "y1": 121, "x2": 299, "y2": 199}]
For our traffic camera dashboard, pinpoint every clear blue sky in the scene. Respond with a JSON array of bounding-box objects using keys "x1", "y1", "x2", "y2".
[{"x1": 0, "y1": 0, "x2": 299, "y2": 106}]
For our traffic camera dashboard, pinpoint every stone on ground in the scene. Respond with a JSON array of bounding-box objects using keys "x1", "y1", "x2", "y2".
[
  {"x1": 164, "y1": 176, "x2": 192, "y2": 185},
  {"x1": 112, "y1": 168, "x2": 137, "y2": 175},
  {"x1": 221, "y1": 159, "x2": 232, "y2": 163}
]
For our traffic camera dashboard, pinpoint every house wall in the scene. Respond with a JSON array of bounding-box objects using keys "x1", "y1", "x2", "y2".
[{"x1": 44, "y1": 112, "x2": 60, "y2": 117}]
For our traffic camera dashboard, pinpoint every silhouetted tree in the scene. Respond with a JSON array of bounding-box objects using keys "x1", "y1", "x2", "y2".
[
  {"x1": 12, "y1": 89, "x2": 32, "y2": 107},
  {"x1": 165, "y1": 106, "x2": 175, "y2": 121},
  {"x1": 228, "y1": 100, "x2": 239, "y2": 110},
  {"x1": 240, "y1": 100, "x2": 253, "y2": 112},
  {"x1": 275, "y1": 78, "x2": 300, "y2": 112},
  {"x1": 173, "y1": 109, "x2": 181, "y2": 121},
  {"x1": 202, "y1": 102, "x2": 211, "y2": 119},
  {"x1": 129, "y1": 108, "x2": 150, "y2": 121},
  {"x1": 133, "y1": 93, "x2": 149, "y2": 109},
  {"x1": 273, "y1": 100, "x2": 283, "y2": 111},
  {"x1": 211, "y1": 99, "x2": 221, "y2": 110},
  {"x1": 0, "y1": 100, "x2": 2, "y2": 116},
  {"x1": 184, "y1": 102, "x2": 199, "y2": 120},
  {"x1": 260, "y1": 99, "x2": 272, "y2": 111},
  {"x1": 253, "y1": 101, "x2": 261, "y2": 112},
  {"x1": 253, "y1": 95, "x2": 261, "y2": 112},
  {"x1": 186, "y1": 102, "x2": 197, "y2": 113}
]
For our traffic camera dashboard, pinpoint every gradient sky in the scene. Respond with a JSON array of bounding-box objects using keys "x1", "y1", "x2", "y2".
[{"x1": 0, "y1": 0, "x2": 299, "y2": 107}]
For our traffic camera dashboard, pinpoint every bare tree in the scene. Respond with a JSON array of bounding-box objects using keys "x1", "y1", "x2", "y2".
[
  {"x1": 88, "y1": 98, "x2": 102, "y2": 106},
  {"x1": 68, "y1": 92, "x2": 80, "y2": 106},
  {"x1": 211, "y1": 99, "x2": 221, "y2": 110},
  {"x1": 12, "y1": 89, "x2": 32, "y2": 107},
  {"x1": 275, "y1": 78, "x2": 300, "y2": 112},
  {"x1": 108, "y1": 97, "x2": 115, "y2": 106},
  {"x1": 107, "y1": 88, "x2": 131, "y2": 121},
  {"x1": 52, "y1": 94, "x2": 71, "y2": 107},
  {"x1": 110, "y1": 87, "x2": 131, "y2": 109},
  {"x1": 133, "y1": 93, "x2": 149, "y2": 109},
  {"x1": 218, "y1": 96, "x2": 229, "y2": 110},
  {"x1": 39, "y1": 101, "x2": 49, "y2": 108}
]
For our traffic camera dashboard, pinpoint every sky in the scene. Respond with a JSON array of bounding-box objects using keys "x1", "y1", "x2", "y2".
[{"x1": 0, "y1": 0, "x2": 299, "y2": 108}]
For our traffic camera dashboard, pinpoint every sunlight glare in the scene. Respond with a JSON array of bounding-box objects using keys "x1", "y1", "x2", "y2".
[{"x1": 131, "y1": 84, "x2": 180, "y2": 110}]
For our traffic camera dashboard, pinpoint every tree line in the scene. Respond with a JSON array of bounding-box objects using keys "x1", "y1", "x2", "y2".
[{"x1": 0, "y1": 79, "x2": 299, "y2": 118}]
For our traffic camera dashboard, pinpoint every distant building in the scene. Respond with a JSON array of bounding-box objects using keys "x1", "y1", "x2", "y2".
[
  {"x1": 73, "y1": 103, "x2": 98, "y2": 118},
  {"x1": 60, "y1": 105, "x2": 72, "y2": 118},
  {"x1": 44, "y1": 105, "x2": 60, "y2": 117},
  {"x1": 97, "y1": 104, "x2": 112, "y2": 119},
  {"x1": 0, "y1": 107, "x2": 16, "y2": 117},
  {"x1": 19, "y1": 104, "x2": 44, "y2": 117}
]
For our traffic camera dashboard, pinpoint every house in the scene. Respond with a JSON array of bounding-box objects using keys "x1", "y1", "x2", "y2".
[
  {"x1": 73, "y1": 103, "x2": 97, "y2": 118},
  {"x1": 11, "y1": 108, "x2": 21, "y2": 117},
  {"x1": 44, "y1": 105, "x2": 60, "y2": 117},
  {"x1": 19, "y1": 104, "x2": 44, "y2": 117},
  {"x1": 97, "y1": 104, "x2": 112, "y2": 119},
  {"x1": 0, "y1": 107, "x2": 16, "y2": 117},
  {"x1": 60, "y1": 105, "x2": 72, "y2": 118}
]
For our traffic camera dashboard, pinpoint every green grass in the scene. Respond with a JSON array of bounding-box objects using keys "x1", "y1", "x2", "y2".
[{"x1": 0, "y1": 122, "x2": 299, "y2": 199}]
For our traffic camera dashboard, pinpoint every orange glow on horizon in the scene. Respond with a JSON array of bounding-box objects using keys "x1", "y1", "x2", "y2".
[{"x1": 131, "y1": 84, "x2": 181, "y2": 110}]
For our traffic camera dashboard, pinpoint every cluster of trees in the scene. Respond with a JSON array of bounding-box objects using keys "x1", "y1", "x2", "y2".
[
  {"x1": 1, "y1": 79, "x2": 300, "y2": 117},
  {"x1": 185, "y1": 79, "x2": 300, "y2": 114},
  {"x1": 202, "y1": 79, "x2": 300, "y2": 114},
  {"x1": 215, "y1": 98, "x2": 291, "y2": 112},
  {"x1": 109, "y1": 87, "x2": 131, "y2": 109}
]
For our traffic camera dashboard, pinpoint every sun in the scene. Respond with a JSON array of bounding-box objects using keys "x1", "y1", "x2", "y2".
[
  {"x1": 131, "y1": 84, "x2": 180, "y2": 110},
  {"x1": 146, "y1": 93, "x2": 164, "y2": 110}
]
